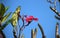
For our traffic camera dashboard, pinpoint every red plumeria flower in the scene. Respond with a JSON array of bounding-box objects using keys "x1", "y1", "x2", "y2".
[
  {"x1": 25, "y1": 16, "x2": 38, "y2": 22},
  {"x1": 33, "y1": 18, "x2": 38, "y2": 21}
]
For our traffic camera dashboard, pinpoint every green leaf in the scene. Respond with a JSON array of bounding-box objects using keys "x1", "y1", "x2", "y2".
[
  {"x1": 0, "y1": 3, "x2": 5, "y2": 16},
  {"x1": 2, "y1": 12, "x2": 11, "y2": 23},
  {"x1": 11, "y1": 12, "x2": 18, "y2": 27},
  {"x1": 16, "y1": 6, "x2": 21, "y2": 11},
  {"x1": 11, "y1": 6, "x2": 21, "y2": 27},
  {"x1": 5, "y1": 7, "x2": 9, "y2": 12},
  {"x1": 0, "y1": 19, "x2": 11, "y2": 30}
]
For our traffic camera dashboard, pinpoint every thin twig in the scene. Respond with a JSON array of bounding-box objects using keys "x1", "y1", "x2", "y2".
[
  {"x1": 55, "y1": 15, "x2": 60, "y2": 20},
  {"x1": 50, "y1": 6, "x2": 60, "y2": 16},
  {"x1": 38, "y1": 23, "x2": 46, "y2": 38}
]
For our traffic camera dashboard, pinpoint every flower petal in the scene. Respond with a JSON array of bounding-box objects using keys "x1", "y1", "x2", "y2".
[{"x1": 33, "y1": 18, "x2": 38, "y2": 21}]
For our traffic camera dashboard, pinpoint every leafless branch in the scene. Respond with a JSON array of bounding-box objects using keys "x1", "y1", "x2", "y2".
[
  {"x1": 55, "y1": 15, "x2": 60, "y2": 20},
  {"x1": 50, "y1": 6, "x2": 60, "y2": 16},
  {"x1": 38, "y1": 23, "x2": 46, "y2": 38}
]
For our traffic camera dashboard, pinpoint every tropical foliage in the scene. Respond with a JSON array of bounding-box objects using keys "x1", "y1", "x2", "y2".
[{"x1": 1, "y1": 0, "x2": 60, "y2": 38}]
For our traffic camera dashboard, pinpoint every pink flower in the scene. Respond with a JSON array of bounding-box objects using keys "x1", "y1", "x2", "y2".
[
  {"x1": 25, "y1": 16, "x2": 38, "y2": 22},
  {"x1": 33, "y1": 18, "x2": 38, "y2": 21}
]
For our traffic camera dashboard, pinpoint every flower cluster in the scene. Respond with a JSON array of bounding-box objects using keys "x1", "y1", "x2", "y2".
[
  {"x1": 19, "y1": 15, "x2": 38, "y2": 31},
  {"x1": 25, "y1": 16, "x2": 38, "y2": 22}
]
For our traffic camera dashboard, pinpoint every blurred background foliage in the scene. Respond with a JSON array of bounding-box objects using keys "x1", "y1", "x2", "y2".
[{"x1": 0, "y1": 0, "x2": 60, "y2": 38}]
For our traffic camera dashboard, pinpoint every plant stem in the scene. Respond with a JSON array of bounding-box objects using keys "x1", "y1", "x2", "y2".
[{"x1": 38, "y1": 23, "x2": 46, "y2": 38}]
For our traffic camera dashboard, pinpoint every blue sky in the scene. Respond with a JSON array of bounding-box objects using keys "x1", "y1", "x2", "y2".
[{"x1": 0, "y1": 0, "x2": 60, "y2": 38}]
